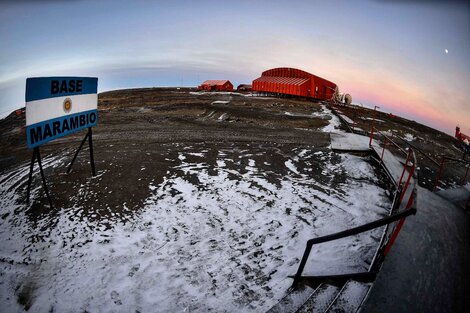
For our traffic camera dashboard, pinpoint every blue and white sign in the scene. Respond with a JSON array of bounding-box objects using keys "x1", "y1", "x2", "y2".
[{"x1": 26, "y1": 77, "x2": 98, "y2": 149}]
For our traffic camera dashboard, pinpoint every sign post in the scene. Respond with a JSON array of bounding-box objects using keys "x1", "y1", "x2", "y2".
[{"x1": 25, "y1": 77, "x2": 98, "y2": 207}]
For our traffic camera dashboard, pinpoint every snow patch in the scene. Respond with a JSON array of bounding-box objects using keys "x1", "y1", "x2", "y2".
[
  {"x1": 403, "y1": 133, "x2": 415, "y2": 141},
  {"x1": 285, "y1": 160, "x2": 300, "y2": 175},
  {"x1": 0, "y1": 146, "x2": 391, "y2": 312},
  {"x1": 319, "y1": 105, "x2": 343, "y2": 133},
  {"x1": 212, "y1": 100, "x2": 230, "y2": 105}
]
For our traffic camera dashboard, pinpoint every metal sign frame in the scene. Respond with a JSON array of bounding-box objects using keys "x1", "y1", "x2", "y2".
[{"x1": 25, "y1": 77, "x2": 98, "y2": 208}]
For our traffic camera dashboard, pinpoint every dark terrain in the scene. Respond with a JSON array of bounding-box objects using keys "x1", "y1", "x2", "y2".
[
  {"x1": 1, "y1": 87, "x2": 466, "y2": 198},
  {"x1": 0, "y1": 87, "x2": 468, "y2": 312}
]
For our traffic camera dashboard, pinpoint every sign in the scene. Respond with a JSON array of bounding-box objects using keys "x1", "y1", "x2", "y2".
[{"x1": 25, "y1": 77, "x2": 98, "y2": 149}]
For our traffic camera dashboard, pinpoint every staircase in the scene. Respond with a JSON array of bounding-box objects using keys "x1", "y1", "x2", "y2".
[{"x1": 267, "y1": 280, "x2": 371, "y2": 313}]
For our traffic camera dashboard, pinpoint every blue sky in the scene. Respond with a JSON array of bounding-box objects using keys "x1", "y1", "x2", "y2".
[{"x1": 1, "y1": 0, "x2": 469, "y2": 134}]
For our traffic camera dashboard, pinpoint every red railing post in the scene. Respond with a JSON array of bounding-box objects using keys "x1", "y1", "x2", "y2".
[
  {"x1": 383, "y1": 189, "x2": 415, "y2": 257},
  {"x1": 381, "y1": 137, "x2": 387, "y2": 161},
  {"x1": 398, "y1": 149, "x2": 411, "y2": 187},
  {"x1": 433, "y1": 158, "x2": 446, "y2": 192},
  {"x1": 369, "y1": 106, "x2": 379, "y2": 147},
  {"x1": 399, "y1": 162, "x2": 415, "y2": 204}
]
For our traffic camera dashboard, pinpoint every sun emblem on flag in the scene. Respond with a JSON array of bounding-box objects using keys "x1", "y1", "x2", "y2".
[{"x1": 63, "y1": 98, "x2": 72, "y2": 113}]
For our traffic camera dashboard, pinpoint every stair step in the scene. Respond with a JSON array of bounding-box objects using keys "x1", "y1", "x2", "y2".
[
  {"x1": 297, "y1": 284, "x2": 341, "y2": 313},
  {"x1": 327, "y1": 280, "x2": 371, "y2": 313},
  {"x1": 267, "y1": 285, "x2": 316, "y2": 313}
]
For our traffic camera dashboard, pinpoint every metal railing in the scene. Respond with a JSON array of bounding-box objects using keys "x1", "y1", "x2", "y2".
[
  {"x1": 291, "y1": 127, "x2": 418, "y2": 288},
  {"x1": 374, "y1": 129, "x2": 407, "y2": 158},
  {"x1": 433, "y1": 156, "x2": 470, "y2": 191},
  {"x1": 292, "y1": 206, "x2": 417, "y2": 287},
  {"x1": 367, "y1": 119, "x2": 468, "y2": 192}
]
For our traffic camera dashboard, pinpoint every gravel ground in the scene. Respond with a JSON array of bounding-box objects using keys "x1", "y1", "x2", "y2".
[{"x1": 0, "y1": 88, "x2": 466, "y2": 312}]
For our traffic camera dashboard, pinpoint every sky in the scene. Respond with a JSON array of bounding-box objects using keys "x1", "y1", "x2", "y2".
[{"x1": 0, "y1": 0, "x2": 469, "y2": 135}]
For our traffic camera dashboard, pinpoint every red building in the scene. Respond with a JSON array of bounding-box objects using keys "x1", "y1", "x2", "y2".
[
  {"x1": 456, "y1": 126, "x2": 470, "y2": 141},
  {"x1": 198, "y1": 80, "x2": 233, "y2": 92},
  {"x1": 252, "y1": 67, "x2": 337, "y2": 100}
]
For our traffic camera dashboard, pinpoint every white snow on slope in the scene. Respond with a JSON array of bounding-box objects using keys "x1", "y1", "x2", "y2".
[
  {"x1": 190, "y1": 91, "x2": 249, "y2": 97},
  {"x1": 318, "y1": 105, "x2": 342, "y2": 133},
  {"x1": 285, "y1": 105, "x2": 341, "y2": 132},
  {"x1": 0, "y1": 147, "x2": 390, "y2": 312}
]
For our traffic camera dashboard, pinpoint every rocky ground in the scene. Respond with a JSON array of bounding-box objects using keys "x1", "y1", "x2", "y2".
[
  {"x1": 1, "y1": 88, "x2": 465, "y2": 193},
  {"x1": 0, "y1": 88, "x2": 467, "y2": 312}
]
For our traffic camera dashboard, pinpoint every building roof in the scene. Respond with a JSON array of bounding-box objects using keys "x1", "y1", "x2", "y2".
[
  {"x1": 253, "y1": 76, "x2": 309, "y2": 86},
  {"x1": 260, "y1": 67, "x2": 336, "y2": 87},
  {"x1": 200, "y1": 80, "x2": 231, "y2": 86}
]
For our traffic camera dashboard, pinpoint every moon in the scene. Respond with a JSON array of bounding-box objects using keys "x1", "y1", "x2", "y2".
[{"x1": 445, "y1": 49, "x2": 449, "y2": 54}]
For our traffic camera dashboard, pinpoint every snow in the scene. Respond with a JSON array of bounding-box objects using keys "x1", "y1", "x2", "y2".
[
  {"x1": 328, "y1": 280, "x2": 370, "y2": 311},
  {"x1": 403, "y1": 133, "x2": 415, "y2": 141},
  {"x1": 218, "y1": 113, "x2": 228, "y2": 121},
  {"x1": 319, "y1": 105, "x2": 343, "y2": 133},
  {"x1": 190, "y1": 91, "x2": 250, "y2": 97},
  {"x1": 0, "y1": 146, "x2": 391, "y2": 312},
  {"x1": 370, "y1": 145, "x2": 407, "y2": 185},
  {"x1": 339, "y1": 114, "x2": 355, "y2": 125},
  {"x1": 284, "y1": 160, "x2": 300, "y2": 175},
  {"x1": 212, "y1": 100, "x2": 230, "y2": 105},
  {"x1": 361, "y1": 117, "x2": 384, "y2": 123},
  {"x1": 284, "y1": 112, "x2": 318, "y2": 118},
  {"x1": 330, "y1": 133, "x2": 373, "y2": 152},
  {"x1": 187, "y1": 152, "x2": 205, "y2": 157}
]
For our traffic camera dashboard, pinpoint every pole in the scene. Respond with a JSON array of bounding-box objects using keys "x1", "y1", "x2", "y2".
[
  {"x1": 399, "y1": 162, "x2": 415, "y2": 204},
  {"x1": 292, "y1": 243, "x2": 313, "y2": 288},
  {"x1": 36, "y1": 148, "x2": 53, "y2": 209},
  {"x1": 383, "y1": 191, "x2": 415, "y2": 257},
  {"x1": 26, "y1": 149, "x2": 37, "y2": 205},
  {"x1": 369, "y1": 105, "x2": 379, "y2": 147},
  {"x1": 381, "y1": 137, "x2": 387, "y2": 161},
  {"x1": 398, "y1": 149, "x2": 411, "y2": 187},
  {"x1": 26, "y1": 147, "x2": 53, "y2": 208},
  {"x1": 67, "y1": 130, "x2": 90, "y2": 174},
  {"x1": 88, "y1": 127, "x2": 96, "y2": 176}
]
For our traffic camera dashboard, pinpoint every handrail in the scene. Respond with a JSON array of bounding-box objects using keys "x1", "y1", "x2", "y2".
[
  {"x1": 291, "y1": 124, "x2": 418, "y2": 288},
  {"x1": 433, "y1": 156, "x2": 470, "y2": 191},
  {"x1": 327, "y1": 103, "x2": 356, "y2": 133},
  {"x1": 292, "y1": 206, "x2": 417, "y2": 287},
  {"x1": 375, "y1": 129, "x2": 408, "y2": 157},
  {"x1": 440, "y1": 155, "x2": 470, "y2": 164},
  {"x1": 398, "y1": 149, "x2": 417, "y2": 203},
  {"x1": 393, "y1": 134, "x2": 440, "y2": 167},
  {"x1": 388, "y1": 131, "x2": 469, "y2": 190}
]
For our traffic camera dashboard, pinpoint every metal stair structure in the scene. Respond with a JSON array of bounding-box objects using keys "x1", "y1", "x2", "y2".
[
  {"x1": 267, "y1": 280, "x2": 371, "y2": 313},
  {"x1": 265, "y1": 106, "x2": 419, "y2": 313}
]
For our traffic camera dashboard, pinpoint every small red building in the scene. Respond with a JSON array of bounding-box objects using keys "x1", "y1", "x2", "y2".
[
  {"x1": 456, "y1": 126, "x2": 470, "y2": 141},
  {"x1": 198, "y1": 80, "x2": 233, "y2": 92}
]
